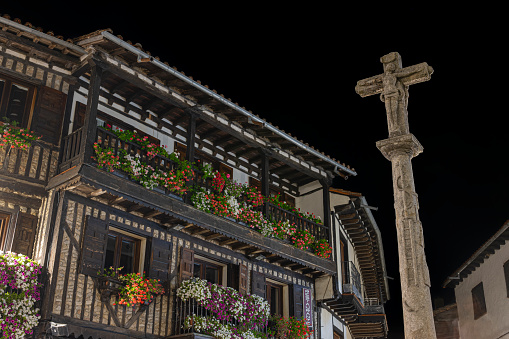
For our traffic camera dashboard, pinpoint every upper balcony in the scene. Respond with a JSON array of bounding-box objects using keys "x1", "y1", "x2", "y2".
[{"x1": 43, "y1": 31, "x2": 358, "y2": 279}]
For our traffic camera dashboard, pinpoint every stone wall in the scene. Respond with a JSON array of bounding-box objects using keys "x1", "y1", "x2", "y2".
[{"x1": 49, "y1": 192, "x2": 316, "y2": 337}]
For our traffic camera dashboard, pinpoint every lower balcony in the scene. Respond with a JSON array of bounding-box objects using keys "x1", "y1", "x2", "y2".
[{"x1": 322, "y1": 261, "x2": 388, "y2": 338}]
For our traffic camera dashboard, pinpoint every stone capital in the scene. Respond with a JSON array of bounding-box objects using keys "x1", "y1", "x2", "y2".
[{"x1": 376, "y1": 133, "x2": 423, "y2": 161}]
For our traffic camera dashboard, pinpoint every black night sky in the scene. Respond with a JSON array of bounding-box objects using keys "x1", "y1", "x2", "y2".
[{"x1": 2, "y1": 3, "x2": 508, "y2": 338}]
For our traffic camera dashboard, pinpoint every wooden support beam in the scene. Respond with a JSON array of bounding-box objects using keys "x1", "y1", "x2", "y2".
[
  {"x1": 108, "y1": 196, "x2": 125, "y2": 206},
  {"x1": 205, "y1": 233, "x2": 225, "y2": 241},
  {"x1": 81, "y1": 64, "x2": 103, "y2": 165},
  {"x1": 88, "y1": 188, "x2": 107, "y2": 198},
  {"x1": 144, "y1": 210, "x2": 163, "y2": 218},
  {"x1": 127, "y1": 204, "x2": 143, "y2": 213},
  {"x1": 219, "y1": 238, "x2": 238, "y2": 246},
  {"x1": 199, "y1": 127, "x2": 217, "y2": 141}
]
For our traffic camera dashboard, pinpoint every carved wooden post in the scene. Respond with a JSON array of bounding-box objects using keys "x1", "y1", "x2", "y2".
[
  {"x1": 260, "y1": 150, "x2": 270, "y2": 216},
  {"x1": 185, "y1": 112, "x2": 197, "y2": 163},
  {"x1": 321, "y1": 178, "x2": 332, "y2": 241},
  {"x1": 184, "y1": 112, "x2": 197, "y2": 204},
  {"x1": 57, "y1": 83, "x2": 77, "y2": 167},
  {"x1": 356, "y1": 52, "x2": 436, "y2": 339},
  {"x1": 81, "y1": 65, "x2": 103, "y2": 165}
]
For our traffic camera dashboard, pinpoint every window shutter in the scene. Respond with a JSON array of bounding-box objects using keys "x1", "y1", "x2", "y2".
[
  {"x1": 291, "y1": 284, "x2": 304, "y2": 320},
  {"x1": 32, "y1": 86, "x2": 66, "y2": 145},
  {"x1": 179, "y1": 247, "x2": 194, "y2": 282},
  {"x1": 239, "y1": 263, "x2": 248, "y2": 296},
  {"x1": 148, "y1": 237, "x2": 172, "y2": 282},
  {"x1": 227, "y1": 263, "x2": 239, "y2": 290},
  {"x1": 11, "y1": 213, "x2": 37, "y2": 257},
  {"x1": 80, "y1": 216, "x2": 108, "y2": 277},
  {"x1": 251, "y1": 270, "x2": 266, "y2": 298}
]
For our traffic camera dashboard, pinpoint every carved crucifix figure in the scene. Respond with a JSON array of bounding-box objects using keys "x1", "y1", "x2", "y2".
[
  {"x1": 356, "y1": 52, "x2": 437, "y2": 339},
  {"x1": 356, "y1": 52, "x2": 433, "y2": 137}
]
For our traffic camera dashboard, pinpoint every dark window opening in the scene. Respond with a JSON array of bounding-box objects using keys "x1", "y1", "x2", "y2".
[
  {"x1": 266, "y1": 281, "x2": 284, "y2": 316},
  {"x1": 471, "y1": 282, "x2": 487, "y2": 319},
  {"x1": 104, "y1": 230, "x2": 141, "y2": 276},
  {"x1": 0, "y1": 75, "x2": 35, "y2": 128},
  {"x1": 193, "y1": 258, "x2": 223, "y2": 285}
]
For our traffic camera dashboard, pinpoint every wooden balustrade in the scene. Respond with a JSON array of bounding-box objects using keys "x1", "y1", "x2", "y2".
[
  {"x1": 1, "y1": 141, "x2": 59, "y2": 184},
  {"x1": 63, "y1": 126, "x2": 331, "y2": 249}
]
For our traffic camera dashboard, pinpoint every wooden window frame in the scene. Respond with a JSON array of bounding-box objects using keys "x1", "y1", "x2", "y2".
[
  {"x1": 266, "y1": 281, "x2": 284, "y2": 316},
  {"x1": 105, "y1": 230, "x2": 141, "y2": 275},
  {"x1": 0, "y1": 212, "x2": 11, "y2": 251},
  {"x1": 471, "y1": 282, "x2": 487, "y2": 319},
  {"x1": 193, "y1": 258, "x2": 224, "y2": 285},
  {"x1": 0, "y1": 73, "x2": 37, "y2": 128}
]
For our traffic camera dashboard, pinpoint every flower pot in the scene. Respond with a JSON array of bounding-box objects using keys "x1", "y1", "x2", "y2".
[{"x1": 97, "y1": 276, "x2": 125, "y2": 302}]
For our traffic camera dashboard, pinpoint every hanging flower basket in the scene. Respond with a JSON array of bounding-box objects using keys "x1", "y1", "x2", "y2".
[
  {"x1": 0, "y1": 119, "x2": 41, "y2": 152},
  {"x1": 97, "y1": 276, "x2": 125, "y2": 302}
]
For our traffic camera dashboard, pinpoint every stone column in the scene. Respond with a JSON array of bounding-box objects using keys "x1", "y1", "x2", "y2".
[{"x1": 376, "y1": 134, "x2": 436, "y2": 338}]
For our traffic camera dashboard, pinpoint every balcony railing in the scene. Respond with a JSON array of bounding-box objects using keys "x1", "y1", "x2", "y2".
[
  {"x1": 1, "y1": 140, "x2": 59, "y2": 184},
  {"x1": 60, "y1": 126, "x2": 331, "y2": 250},
  {"x1": 60, "y1": 127, "x2": 84, "y2": 172},
  {"x1": 265, "y1": 202, "x2": 328, "y2": 241},
  {"x1": 342, "y1": 261, "x2": 384, "y2": 307},
  {"x1": 174, "y1": 296, "x2": 268, "y2": 337}
]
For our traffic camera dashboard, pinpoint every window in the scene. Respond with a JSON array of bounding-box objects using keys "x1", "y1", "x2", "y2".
[
  {"x1": 471, "y1": 282, "x2": 487, "y2": 319},
  {"x1": 0, "y1": 75, "x2": 36, "y2": 127},
  {"x1": 266, "y1": 281, "x2": 284, "y2": 316},
  {"x1": 104, "y1": 230, "x2": 141, "y2": 275},
  {"x1": 504, "y1": 260, "x2": 509, "y2": 298},
  {"x1": 81, "y1": 217, "x2": 171, "y2": 282},
  {"x1": 194, "y1": 258, "x2": 223, "y2": 285},
  {"x1": 0, "y1": 212, "x2": 10, "y2": 250}
]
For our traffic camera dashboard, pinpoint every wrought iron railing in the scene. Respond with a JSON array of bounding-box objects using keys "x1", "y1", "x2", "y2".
[
  {"x1": 342, "y1": 261, "x2": 384, "y2": 307},
  {"x1": 174, "y1": 296, "x2": 269, "y2": 337}
]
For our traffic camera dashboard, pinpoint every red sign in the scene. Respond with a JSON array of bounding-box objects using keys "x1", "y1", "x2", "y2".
[{"x1": 303, "y1": 288, "x2": 313, "y2": 328}]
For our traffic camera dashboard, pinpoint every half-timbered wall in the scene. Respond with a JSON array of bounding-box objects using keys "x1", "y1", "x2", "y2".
[{"x1": 47, "y1": 191, "x2": 317, "y2": 338}]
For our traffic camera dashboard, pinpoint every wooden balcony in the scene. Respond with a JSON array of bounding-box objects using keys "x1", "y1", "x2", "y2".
[
  {"x1": 49, "y1": 126, "x2": 335, "y2": 277},
  {"x1": 0, "y1": 140, "x2": 59, "y2": 201},
  {"x1": 321, "y1": 261, "x2": 388, "y2": 338}
]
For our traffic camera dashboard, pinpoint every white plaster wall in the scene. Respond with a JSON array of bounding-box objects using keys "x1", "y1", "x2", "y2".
[
  {"x1": 296, "y1": 181, "x2": 324, "y2": 221},
  {"x1": 454, "y1": 242, "x2": 509, "y2": 339},
  {"x1": 320, "y1": 308, "x2": 333, "y2": 339}
]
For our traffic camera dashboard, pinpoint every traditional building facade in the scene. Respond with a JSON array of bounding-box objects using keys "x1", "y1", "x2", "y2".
[
  {"x1": 443, "y1": 221, "x2": 509, "y2": 339},
  {"x1": 0, "y1": 14, "x2": 389, "y2": 339}
]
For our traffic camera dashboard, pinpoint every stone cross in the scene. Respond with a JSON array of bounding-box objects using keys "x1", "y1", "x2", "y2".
[{"x1": 355, "y1": 52, "x2": 437, "y2": 339}]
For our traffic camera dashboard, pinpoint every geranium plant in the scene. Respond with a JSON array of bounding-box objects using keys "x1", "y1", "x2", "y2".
[
  {"x1": 115, "y1": 272, "x2": 164, "y2": 307},
  {"x1": 313, "y1": 239, "x2": 332, "y2": 259},
  {"x1": 0, "y1": 251, "x2": 42, "y2": 339},
  {"x1": 290, "y1": 229, "x2": 315, "y2": 251},
  {"x1": 268, "y1": 315, "x2": 313, "y2": 339},
  {"x1": 0, "y1": 118, "x2": 41, "y2": 151}
]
